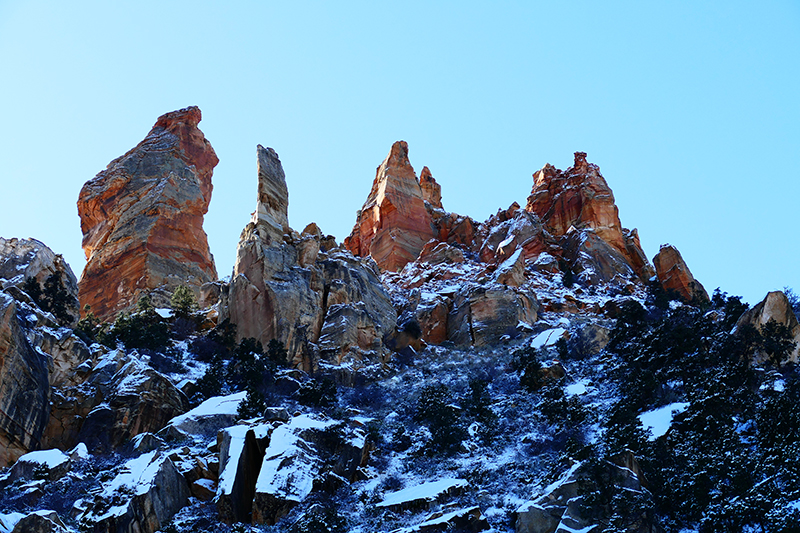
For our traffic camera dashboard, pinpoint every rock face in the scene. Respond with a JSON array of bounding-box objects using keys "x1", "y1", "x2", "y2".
[
  {"x1": 77, "y1": 106, "x2": 218, "y2": 322},
  {"x1": 222, "y1": 146, "x2": 397, "y2": 367},
  {"x1": 525, "y1": 152, "x2": 654, "y2": 281},
  {"x1": 735, "y1": 290, "x2": 800, "y2": 364},
  {"x1": 653, "y1": 244, "x2": 709, "y2": 304},
  {"x1": 0, "y1": 238, "x2": 80, "y2": 327},
  {"x1": 344, "y1": 141, "x2": 437, "y2": 272},
  {"x1": 0, "y1": 293, "x2": 50, "y2": 466}
]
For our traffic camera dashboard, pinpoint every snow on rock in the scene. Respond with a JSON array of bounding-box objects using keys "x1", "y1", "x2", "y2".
[
  {"x1": 251, "y1": 414, "x2": 340, "y2": 525},
  {"x1": 0, "y1": 513, "x2": 25, "y2": 533},
  {"x1": 638, "y1": 402, "x2": 689, "y2": 440},
  {"x1": 393, "y1": 506, "x2": 490, "y2": 532},
  {"x1": 565, "y1": 380, "x2": 590, "y2": 397},
  {"x1": 215, "y1": 422, "x2": 272, "y2": 523},
  {"x1": 159, "y1": 391, "x2": 246, "y2": 441},
  {"x1": 530, "y1": 328, "x2": 567, "y2": 350},
  {"x1": 377, "y1": 477, "x2": 468, "y2": 511},
  {"x1": 8, "y1": 510, "x2": 68, "y2": 533},
  {"x1": 80, "y1": 450, "x2": 190, "y2": 533},
  {"x1": 6, "y1": 449, "x2": 71, "y2": 484}
]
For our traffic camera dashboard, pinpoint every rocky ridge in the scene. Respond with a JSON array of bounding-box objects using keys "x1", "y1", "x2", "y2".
[{"x1": 3, "y1": 108, "x2": 795, "y2": 533}]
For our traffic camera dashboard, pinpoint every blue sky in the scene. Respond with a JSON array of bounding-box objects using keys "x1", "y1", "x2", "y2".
[{"x1": 0, "y1": 1, "x2": 798, "y2": 305}]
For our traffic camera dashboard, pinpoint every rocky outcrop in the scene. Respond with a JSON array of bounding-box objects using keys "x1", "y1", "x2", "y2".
[
  {"x1": 0, "y1": 293, "x2": 50, "y2": 467},
  {"x1": 516, "y1": 453, "x2": 657, "y2": 533},
  {"x1": 0, "y1": 238, "x2": 80, "y2": 327},
  {"x1": 222, "y1": 146, "x2": 396, "y2": 367},
  {"x1": 79, "y1": 451, "x2": 190, "y2": 533},
  {"x1": 653, "y1": 244, "x2": 709, "y2": 304},
  {"x1": 344, "y1": 141, "x2": 437, "y2": 272},
  {"x1": 10, "y1": 511, "x2": 68, "y2": 533},
  {"x1": 419, "y1": 166, "x2": 442, "y2": 209},
  {"x1": 525, "y1": 152, "x2": 653, "y2": 280},
  {"x1": 735, "y1": 291, "x2": 800, "y2": 364},
  {"x1": 77, "y1": 106, "x2": 218, "y2": 322},
  {"x1": 76, "y1": 358, "x2": 189, "y2": 453},
  {"x1": 215, "y1": 415, "x2": 369, "y2": 525}
]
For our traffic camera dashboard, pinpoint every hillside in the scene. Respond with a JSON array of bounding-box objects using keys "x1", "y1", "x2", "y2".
[{"x1": 0, "y1": 107, "x2": 798, "y2": 533}]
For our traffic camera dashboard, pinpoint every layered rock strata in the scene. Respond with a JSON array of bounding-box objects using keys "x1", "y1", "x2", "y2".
[
  {"x1": 77, "y1": 106, "x2": 218, "y2": 322},
  {"x1": 222, "y1": 146, "x2": 397, "y2": 367},
  {"x1": 344, "y1": 141, "x2": 437, "y2": 272}
]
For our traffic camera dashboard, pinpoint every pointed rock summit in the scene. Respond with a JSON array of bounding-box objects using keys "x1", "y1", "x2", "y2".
[
  {"x1": 653, "y1": 244, "x2": 709, "y2": 304},
  {"x1": 221, "y1": 145, "x2": 396, "y2": 367},
  {"x1": 77, "y1": 106, "x2": 218, "y2": 321},
  {"x1": 344, "y1": 141, "x2": 436, "y2": 272},
  {"x1": 525, "y1": 152, "x2": 654, "y2": 280}
]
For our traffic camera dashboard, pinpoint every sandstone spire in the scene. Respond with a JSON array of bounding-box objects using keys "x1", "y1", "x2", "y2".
[
  {"x1": 344, "y1": 141, "x2": 436, "y2": 271},
  {"x1": 252, "y1": 145, "x2": 290, "y2": 245},
  {"x1": 77, "y1": 106, "x2": 218, "y2": 321}
]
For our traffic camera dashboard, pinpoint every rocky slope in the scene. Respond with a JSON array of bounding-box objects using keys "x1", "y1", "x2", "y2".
[
  {"x1": 77, "y1": 106, "x2": 218, "y2": 322},
  {"x1": 2, "y1": 109, "x2": 798, "y2": 533}
]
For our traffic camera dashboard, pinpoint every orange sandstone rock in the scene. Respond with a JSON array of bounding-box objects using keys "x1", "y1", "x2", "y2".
[
  {"x1": 344, "y1": 141, "x2": 436, "y2": 272},
  {"x1": 77, "y1": 106, "x2": 218, "y2": 321},
  {"x1": 525, "y1": 152, "x2": 653, "y2": 280},
  {"x1": 653, "y1": 244, "x2": 709, "y2": 304}
]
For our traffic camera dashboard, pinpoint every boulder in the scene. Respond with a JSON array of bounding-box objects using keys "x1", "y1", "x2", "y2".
[
  {"x1": 10, "y1": 511, "x2": 68, "y2": 533},
  {"x1": 79, "y1": 451, "x2": 190, "y2": 533},
  {"x1": 448, "y1": 286, "x2": 538, "y2": 346},
  {"x1": 215, "y1": 424, "x2": 270, "y2": 524},
  {"x1": 0, "y1": 293, "x2": 50, "y2": 466},
  {"x1": 77, "y1": 106, "x2": 218, "y2": 321},
  {"x1": 735, "y1": 291, "x2": 800, "y2": 364},
  {"x1": 6, "y1": 449, "x2": 71, "y2": 485},
  {"x1": 252, "y1": 416, "x2": 368, "y2": 524},
  {"x1": 412, "y1": 506, "x2": 490, "y2": 532},
  {"x1": 0, "y1": 238, "x2": 80, "y2": 327},
  {"x1": 344, "y1": 141, "x2": 437, "y2": 272},
  {"x1": 653, "y1": 244, "x2": 709, "y2": 305}
]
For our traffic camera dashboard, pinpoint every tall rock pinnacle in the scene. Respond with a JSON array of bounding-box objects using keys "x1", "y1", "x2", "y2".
[
  {"x1": 344, "y1": 141, "x2": 437, "y2": 272},
  {"x1": 77, "y1": 106, "x2": 218, "y2": 321}
]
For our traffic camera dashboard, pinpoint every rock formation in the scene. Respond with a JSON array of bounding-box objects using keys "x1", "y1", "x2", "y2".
[
  {"x1": 344, "y1": 141, "x2": 437, "y2": 272},
  {"x1": 653, "y1": 244, "x2": 709, "y2": 304},
  {"x1": 77, "y1": 106, "x2": 218, "y2": 322},
  {"x1": 0, "y1": 294, "x2": 50, "y2": 466},
  {"x1": 0, "y1": 237, "x2": 80, "y2": 327},
  {"x1": 735, "y1": 290, "x2": 800, "y2": 364},
  {"x1": 525, "y1": 152, "x2": 654, "y2": 281},
  {"x1": 222, "y1": 146, "x2": 396, "y2": 367}
]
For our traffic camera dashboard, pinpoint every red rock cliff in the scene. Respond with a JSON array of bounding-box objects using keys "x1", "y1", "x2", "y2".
[{"x1": 77, "y1": 106, "x2": 218, "y2": 321}]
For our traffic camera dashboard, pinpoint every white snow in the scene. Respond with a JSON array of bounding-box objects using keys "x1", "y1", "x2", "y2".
[
  {"x1": 565, "y1": 380, "x2": 589, "y2": 396},
  {"x1": 255, "y1": 414, "x2": 336, "y2": 501},
  {"x1": 638, "y1": 402, "x2": 689, "y2": 440},
  {"x1": 155, "y1": 308, "x2": 173, "y2": 318},
  {"x1": 377, "y1": 477, "x2": 467, "y2": 508},
  {"x1": 0, "y1": 512, "x2": 25, "y2": 533},
  {"x1": 168, "y1": 391, "x2": 246, "y2": 428},
  {"x1": 530, "y1": 328, "x2": 567, "y2": 350},
  {"x1": 69, "y1": 443, "x2": 89, "y2": 459},
  {"x1": 15, "y1": 448, "x2": 70, "y2": 469}
]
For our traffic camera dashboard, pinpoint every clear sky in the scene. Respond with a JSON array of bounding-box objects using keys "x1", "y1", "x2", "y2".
[{"x1": 1, "y1": 1, "x2": 798, "y2": 306}]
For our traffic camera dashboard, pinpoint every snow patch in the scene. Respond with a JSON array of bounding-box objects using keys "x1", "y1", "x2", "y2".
[
  {"x1": 377, "y1": 478, "x2": 467, "y2": 508},
  {"x1": 638, "y1": 402, "x2": 689, "y2": 440},
  {"x1": 15, "y1": 448, "x2": 70, "y2": 470},
  {"x1": 530, "y1": 328, "x2": 567, "y2": 350}
]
